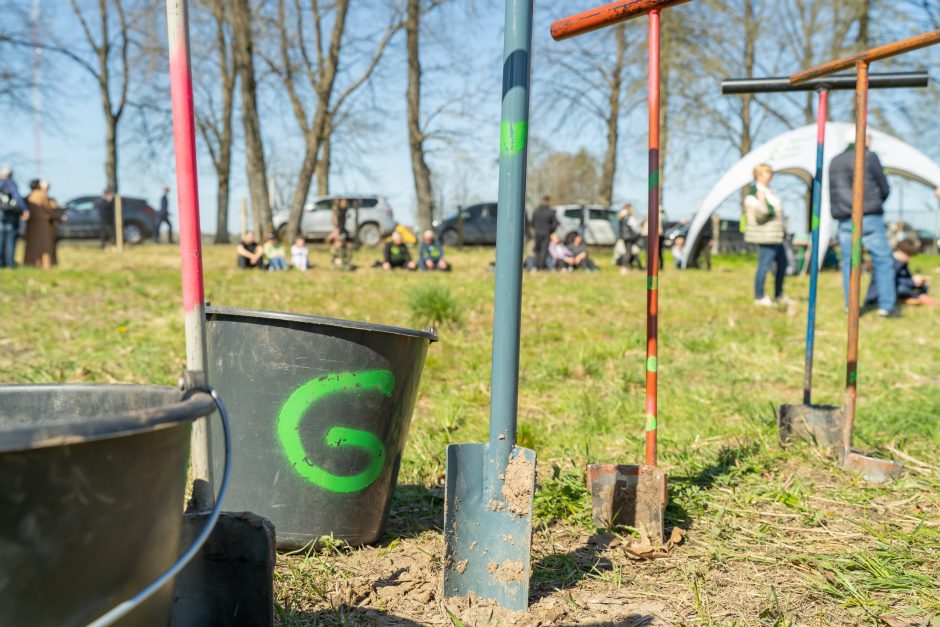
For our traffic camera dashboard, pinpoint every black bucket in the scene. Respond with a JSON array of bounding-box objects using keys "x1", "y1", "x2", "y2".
[
  {"x1": 205, "y1": 307, "x2": 436, "y2": 549},
  {"x1": 0, "y1": 384, "x2": 215, "y2": 627}
]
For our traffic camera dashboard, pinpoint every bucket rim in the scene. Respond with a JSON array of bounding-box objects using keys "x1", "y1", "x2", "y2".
[
  {"x1": 0, "y1": 384, "x2": 215, "y2": 454},
  {"x1": 205, "y1": 306, "x2": 439, "y2": 342}
]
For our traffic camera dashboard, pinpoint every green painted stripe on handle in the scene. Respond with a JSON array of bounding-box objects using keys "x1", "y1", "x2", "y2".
[
  {"x1": 500, "y1": 120, "x2": 527, "y2": 155},
  {"x1": 645, "y1": 413, "x2": 657, "y2": 432},
  {"x1": 646, "y1": 356, "x2": 658, "y2": 373},
  {"x1": 649, "y1": 169, "x2": 660, "y2": 190},
  {"x1": 648, "y1": 276, "x2": 658, "y2": 290}
]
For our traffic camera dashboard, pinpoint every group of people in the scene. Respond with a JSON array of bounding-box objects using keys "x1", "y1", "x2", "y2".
[
  {"x1": 0, "y1": 166, "x2": 62, "y2": 269},
  {"x1": 236, "y1": 227, "x2": 451, "y2": 273},
  {"x1": 742, "y1": 127, "x2": 935, "y2": 315},
  {"x1": 527, "y1": 196, "x2": 600, "y2": 272}
]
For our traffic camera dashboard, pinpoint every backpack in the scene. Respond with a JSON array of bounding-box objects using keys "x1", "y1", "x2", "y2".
[{"x1": 1, "y1": 191, "x2": 17, "y2": 213}]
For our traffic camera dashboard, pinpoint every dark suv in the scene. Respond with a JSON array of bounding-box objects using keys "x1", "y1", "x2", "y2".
[
  {"x1": 57, "y1": 196, "x2": 157, "y2": 244},
  {"x1": 434, "y1": 202, "x2": 498, "y2": 246}
]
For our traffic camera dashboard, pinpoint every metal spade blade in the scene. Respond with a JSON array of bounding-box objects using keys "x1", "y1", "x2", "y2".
[{"x1": 443, "y1": 444, "x2": 536, "y2": 610}]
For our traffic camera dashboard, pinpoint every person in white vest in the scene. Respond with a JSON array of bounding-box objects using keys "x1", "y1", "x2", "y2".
[{"x1": 743, "y1": 163, "x2": 791, "y2": 307}]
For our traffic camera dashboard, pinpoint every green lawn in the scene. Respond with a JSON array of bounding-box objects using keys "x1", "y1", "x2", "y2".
[{"x1": 3, "y1": 242, "x2": 939, "y2": 625}]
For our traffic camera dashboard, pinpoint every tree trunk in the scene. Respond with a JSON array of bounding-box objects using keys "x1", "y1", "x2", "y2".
[
  {"x1": 216, "y1": 170, "x2": 230, "y2": 243},
  {"x1": 104, "y1": 113, "x2": 118, "y2": 192},
  {"x1": 232, "y1": 0, "x2": 271, "y2": 237},
  {"x1": 599, "y1": 24, "x2": 626, "y2": 206},
  {"x1": 406, "y1": 0, "x2": 435, "y2": 232},
  {"x1": 316, "y1": 126, "x2": 331, "y2": 196}
]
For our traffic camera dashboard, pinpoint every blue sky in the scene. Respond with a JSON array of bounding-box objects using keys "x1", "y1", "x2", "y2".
[{"x1": 3, "y1": 1, "x2": 939, "y2": 237}]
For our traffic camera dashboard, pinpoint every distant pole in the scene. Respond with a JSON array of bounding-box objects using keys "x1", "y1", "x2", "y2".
[
  {"x1": 241, "y1": 196, "x2": 248, "y2": 235},
  {"x1": 115, "y1": 194, "x2": 124, "y2": 252},
  {"x1": 32, "y1": 0, "x2": 41, "y2": 177}
]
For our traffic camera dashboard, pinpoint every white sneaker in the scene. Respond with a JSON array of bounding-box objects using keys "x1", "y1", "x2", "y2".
[
  {"x1": 776, "y1": 295, "x2": 796, "y2": 306},
  {"x1": 754, "y1": 296, "x2": 774, "y2": 307}
]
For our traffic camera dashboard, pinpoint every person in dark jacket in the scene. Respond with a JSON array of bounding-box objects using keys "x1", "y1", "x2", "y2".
[
  {"x1": 0, "y1": 165, "x2": 28, "y2": 268},
  {"x1": 382, "y1": 231, "x2": 416, "y2": 270},
  {"x1": 153, "y1": 186, "x2": 173, "y2": 243},
  {"x1": 99, "y1": 189, "x2": 115, "y2": 249},
  {"x1": 531, "y1": 195, "x2": 558, "y2": 270},
  {"x1": 828, "y1": 128, "x2": 896, "y2": 316}
]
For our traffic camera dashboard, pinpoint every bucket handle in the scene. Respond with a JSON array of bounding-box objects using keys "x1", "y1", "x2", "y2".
[{"x1": 86, "y1": 387, "x2": 233, "y2": 627}]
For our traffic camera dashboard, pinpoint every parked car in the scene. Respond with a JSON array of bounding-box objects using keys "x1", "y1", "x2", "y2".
[
  {"x1": 56, "y1": 195, "x2": 156, "y2": 244},
  {"x1": 434, "y1": 202, "x2": 498, "y2": 246},
  {"x1": 272, "y1": 195, "x2": 396, "y2": 246},
  {"x1": 662, "y1": 221, "x2": 689, "y2": 248},
  {"x1": 554, "y1": 204, "x2": 619, "y2": 246}
]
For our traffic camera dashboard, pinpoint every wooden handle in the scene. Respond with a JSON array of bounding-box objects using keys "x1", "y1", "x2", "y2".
[
  {"x1": 550, "y1": 0, "x2": 690, "y2": 40},
  {"x1": 791, "y1": 30, "x2": 940, "y2": 83}
]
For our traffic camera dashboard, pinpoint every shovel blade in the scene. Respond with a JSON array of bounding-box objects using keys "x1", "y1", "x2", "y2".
[
  {"x1": 587, "y1": 464, "x2": 666, "y2": 544},
  {"x1": 443, "y1": 443, "x2": 536, "y2": 611},
  {"x1": 842, "y1": 450, "x2": 903, "y2": 483},
  {"x1": 777, "y1": 403, "x2": 845, "y2": 448}
]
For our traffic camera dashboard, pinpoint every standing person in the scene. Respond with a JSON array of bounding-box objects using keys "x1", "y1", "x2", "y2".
[
  {"x1": 153, "y1": 186, "x2": 173, "y2": 243},
  {"x1": 332, "y1": 197, "x2": 349, "y2": 237},
  {"x1": 98, "y1": 189, "x2": 115, "y2": 249},
  {"x1": 24, "y1": 179, "x2": 58, "y2": 268},
  {"x1": 828, "y1": 127, "x2": 896, "y2": 317},
  {"x1": 616, "y1": 203, "x2": 643, "y2": 272},
  {"x1": 531, "y1": 195, "x2": 558, "y2": 270},
  {"x1": 0, "y1": 165, "x2": 28, "y2": 268},
  {"x1": 577, "y1": 200, "x2": 589, "y2": 237},
  {"x1": 743, "y1": 164, "x2": 789, "y2": 306}
]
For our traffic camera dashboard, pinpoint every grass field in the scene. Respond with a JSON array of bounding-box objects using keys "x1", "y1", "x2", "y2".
[{"x1": 3, "y1": 241, "x2": 939, "y2": 625}]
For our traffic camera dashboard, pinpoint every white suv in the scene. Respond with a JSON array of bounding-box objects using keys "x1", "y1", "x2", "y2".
[
  {"x1": 554, "y1": 204, "x2": 620, "y2": 246},
  {"x1": 273, "y1": 195, "x2": 397, "y2": 246}
]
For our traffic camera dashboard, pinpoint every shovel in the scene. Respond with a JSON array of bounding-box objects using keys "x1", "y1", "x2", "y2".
[
  {"x1": 442, "y1": 0, "x2": 536, "y2": 611},
  {"x1": 164, "y1": 2, "x2": 275, "y2": 624},
  {"x1": 720, "y1": 73, "x2": 928, "y2": 450},
  {"x1": 789, "y1": 33, "x2": 940, "y2": 481},
  {"x1": 552, "y1": 1, "x2": 687, "y2": 545},
  {"x1": 776, "y1": 87, "x2": 846, "y2": 448}
]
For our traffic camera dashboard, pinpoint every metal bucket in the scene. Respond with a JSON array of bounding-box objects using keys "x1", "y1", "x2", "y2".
[
  {"x1": 777, "y1": 403, "x2": 844, "y2": 448},
  {"x1": 205, "y1": 307, "x2": 436, "y2": 549},
  {"x1": 0, "y1": 384, "x2": 215, "y2": 627}
]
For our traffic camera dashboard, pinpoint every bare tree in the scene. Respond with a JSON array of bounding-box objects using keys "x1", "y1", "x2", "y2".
[
  {"x1": 194, "y1": 0, "x2": 236, "y2": 243},
  {"x1": 543, "y1": 22, "x2": 642, "y2": 206},
  {"x1": 231, "y1": 0, "x2": 272, "y2": 236},
  {"x1": 264, "y1": 0, "x2": 401, "y2": 241},
  {"x1": 7, "y1": 0, "x2": 143, "y2": 191},
  {"x1": 406, "y1": 0, "x2": 435, "y2": 231},
  {"x1": 528, "y1": 148, "x2": 601, "y2": 205}
]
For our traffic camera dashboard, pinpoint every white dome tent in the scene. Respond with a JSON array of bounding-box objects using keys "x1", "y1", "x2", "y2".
[{"x1": 680, "y1": 122, "x2": 940, "y2": 269}]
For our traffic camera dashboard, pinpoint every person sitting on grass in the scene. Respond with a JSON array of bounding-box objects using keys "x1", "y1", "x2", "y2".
[
  {"x1": 381, "y1": 231, "x2": 416, "y2": 270},
  {"x1": 568, "y1": 232, "x2": 598, "y2": 271},
  {"x1": 291, "y1": 236, "x2": 309, "y2": 271},
  {"x1": 236, "y1": 231, "x2": 264, "y2": 269},
  {"x1": 548, "y1": 232, "x2": 574, "y2": 271},
  {"x1": 263, "y1": 233, "x2": 287, "y2": 271},
  {"x1": 418, "y1": 230, "x2": 450, "y2": 271},
  {"x1": 330, "y1": 229, "x2": 355, "y2": 271},
  {"x1": 866, "y1": 236, "x2": 937, "y2": 307}
]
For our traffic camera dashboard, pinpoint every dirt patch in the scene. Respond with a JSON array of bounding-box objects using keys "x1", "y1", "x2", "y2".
[
  {"x1": 486, "y1": 559, "x2": 525, "y2": 584},
  {"x1": 502, "y1": 452, "x2": 535, "y2": 516},
  {"x1": 453, "y1": 559, "x2": 468, "y2": 574}
]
